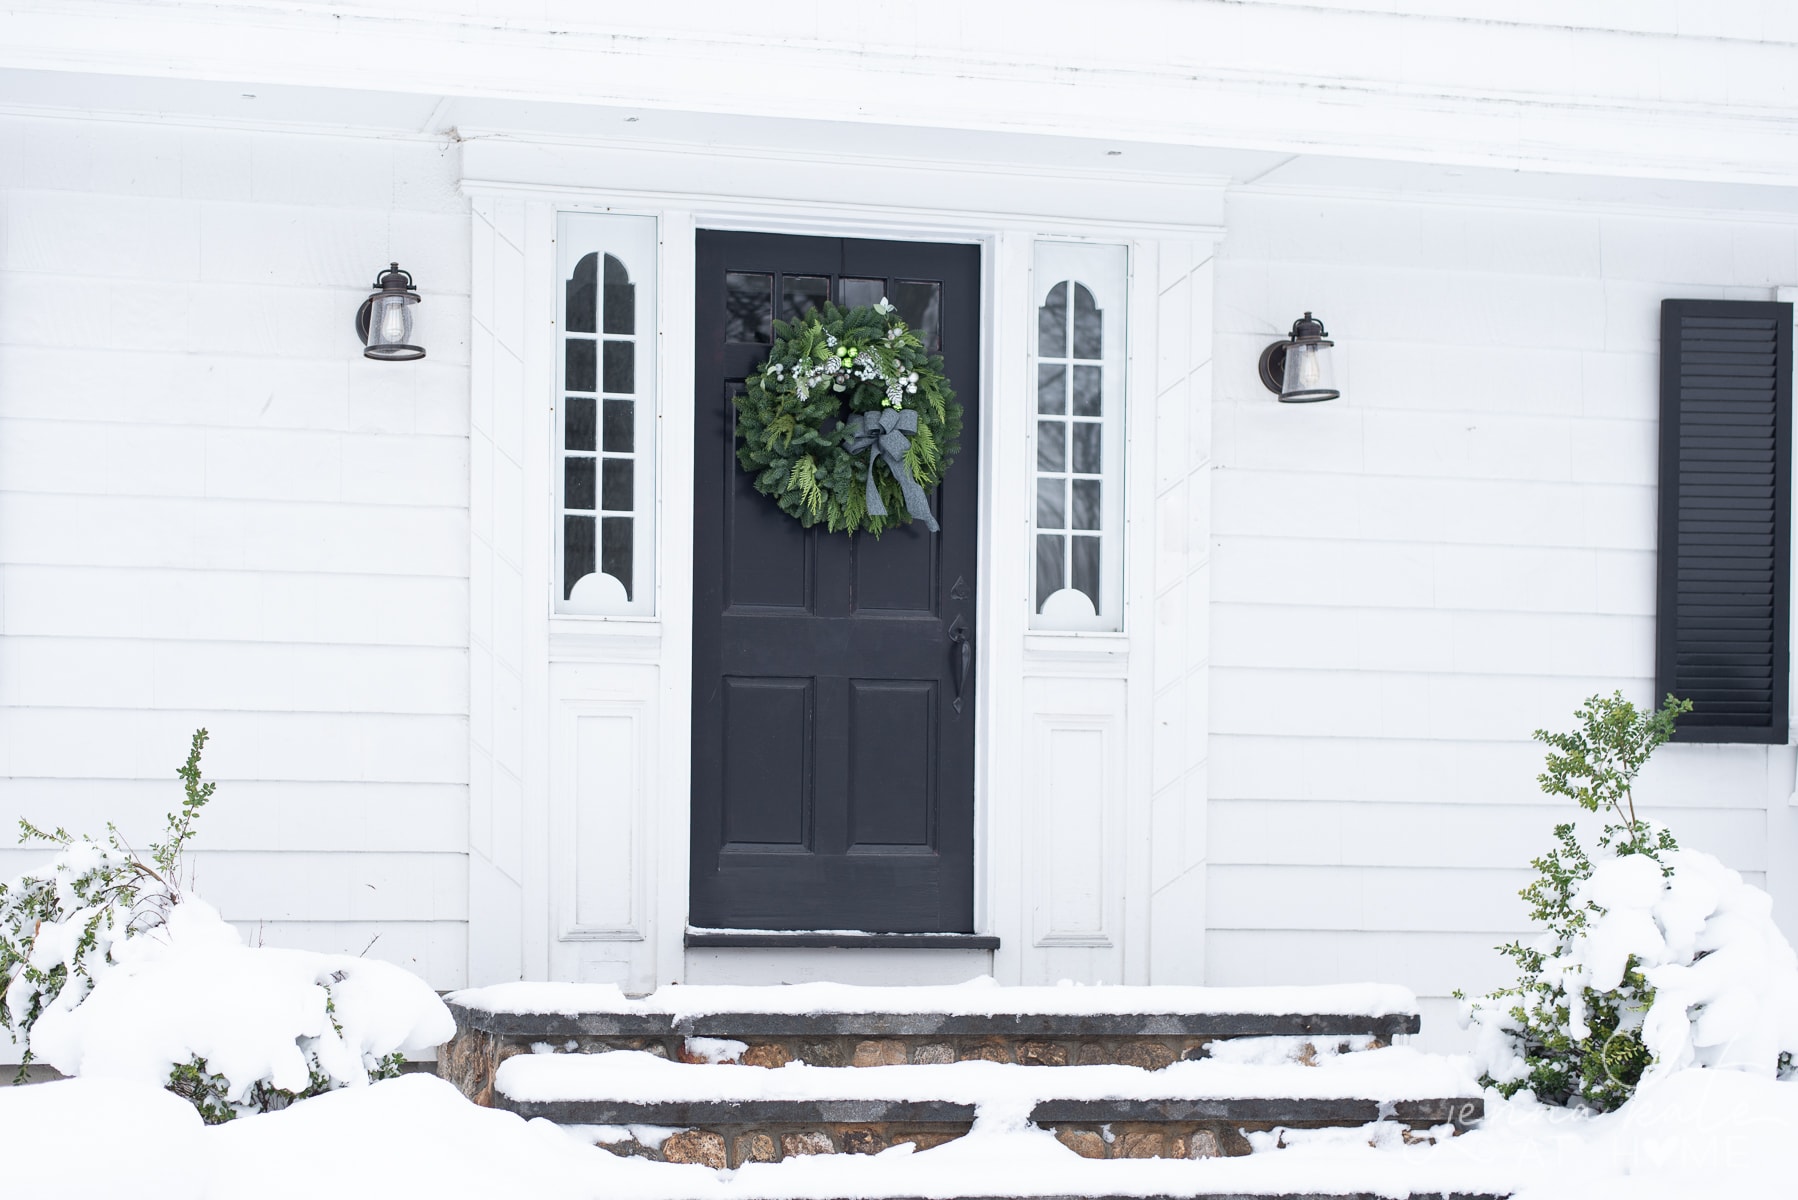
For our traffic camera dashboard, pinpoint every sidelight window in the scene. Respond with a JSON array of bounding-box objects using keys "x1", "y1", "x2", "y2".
[
  {"x1": 558, "y1": 213, "x2": 658, "y2": 616},
  {"x1": 1031, "y1": 242, "x2": 1127, "y2": 632}
]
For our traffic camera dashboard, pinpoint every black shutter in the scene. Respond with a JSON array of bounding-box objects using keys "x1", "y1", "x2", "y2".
[{"x1": 1657, "y1": 299, "x2": 1792, "y2": 743}]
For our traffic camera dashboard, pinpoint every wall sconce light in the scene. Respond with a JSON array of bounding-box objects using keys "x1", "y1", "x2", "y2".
[
  {"x1": 355, "y1": 262, "x2": 424, "y2": 361},
  {"x1": 1258, "y1": 312, "x2": 1338, "y2": 403}
]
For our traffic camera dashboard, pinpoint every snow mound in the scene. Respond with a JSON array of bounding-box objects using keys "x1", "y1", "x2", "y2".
[
  {"x1": 0, "y1": 1078, "x2": 204, "y2": 1197},
  {"x1": 31, "y1": 898, "x2": 454, "y2": 1113},
  {"x1": 199, "y1": 1074, "x2": 612, "y2": 1200}
]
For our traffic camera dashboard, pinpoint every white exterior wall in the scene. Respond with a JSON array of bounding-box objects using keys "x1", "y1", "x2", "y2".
[
  {"x1": 1208, "y1": 188, "x2": 1798, "y2": 1043},
  {"x1": 0, "y1": 114, "x2": 474, "y2": 988},
  {"x1": 4, "y1": 14, "x2": 1798, "y2": 1025}
]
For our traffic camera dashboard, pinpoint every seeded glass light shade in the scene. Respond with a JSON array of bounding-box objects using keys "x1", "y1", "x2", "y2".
[
  {"x1": 356, "y1": 262, "x2": 425, "y2": 361},
  {"x1": 1279, "y1": 340, "x2": 1337, "y2": 403},
  {"x1": 1257, "y1": 311, "x2": 1339, "y2": 403}
]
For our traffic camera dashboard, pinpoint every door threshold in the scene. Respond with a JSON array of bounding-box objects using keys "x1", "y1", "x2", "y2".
[{"x1": 685, "y1": 928, "x2": 1000, "y2": 950}]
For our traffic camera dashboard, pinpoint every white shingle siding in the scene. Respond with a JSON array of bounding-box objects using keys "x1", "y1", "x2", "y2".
[
  {"x1": 1209, "y1": 190, "x2": 1797, "y2": 1045},
  {"x1": 0, "y1": 114, "x2": 473, "y2": 989}
]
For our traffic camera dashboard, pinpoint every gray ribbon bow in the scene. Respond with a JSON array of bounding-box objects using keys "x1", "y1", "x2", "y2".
[{"x1": 841, "y1": 409, "x2": 940, "y2": 533}]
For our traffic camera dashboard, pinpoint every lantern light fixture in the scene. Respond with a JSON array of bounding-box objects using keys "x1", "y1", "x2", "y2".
[
  {"x1": 1258, "y1": 311, "x2": 1338, "y2": 403},
  {"x1": 355, "y1": 262, "x2": 424, "y2": 361}
]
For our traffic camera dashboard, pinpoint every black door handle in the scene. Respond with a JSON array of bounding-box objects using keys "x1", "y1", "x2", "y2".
[{"x1": 949, "y1": 624, "x2": 971, "y2": 714}]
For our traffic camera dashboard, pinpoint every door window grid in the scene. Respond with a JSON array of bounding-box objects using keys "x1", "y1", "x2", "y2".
[
  {"x1": 723, "y1": 273, "x2": 942, "y2": 350},
  {"x1": 563, "y1": 252, "x2": 638, "y2": 602},
  {"x1": 556, "y1": 212, "x2": 658, "y2": 617},
  {"x1": 1035, "y1": 281, "x2": 1104, "y2": 617},
  {"x1": 1029, "y1": 242, "x2": 1127, "y2": 633}
]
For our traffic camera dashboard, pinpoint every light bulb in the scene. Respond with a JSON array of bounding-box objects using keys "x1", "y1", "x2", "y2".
[
  {"x1": 1297, "y1": 348, "x2": 1320, "y2": 388},
  {"x1": 379, "y1": 299, "x2": 407, "y2": 343}
]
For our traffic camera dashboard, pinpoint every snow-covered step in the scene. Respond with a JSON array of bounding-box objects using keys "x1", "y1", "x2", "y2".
[
  {"x1": 489, "y1": 1047, "x2": 1483, "y2": 1165},
  {"x1": 442, "y1": 981, "x2": 1422, "y2": 1106}
]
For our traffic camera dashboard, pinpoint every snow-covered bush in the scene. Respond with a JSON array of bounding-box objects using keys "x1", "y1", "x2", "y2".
[
  {"x1": 1, "y1": 731, "x2": 454, "y2": 1121},
  {"x1": 0, "y1": 729, "x2": 215, "y2": 1074},
  {"x1": 33, "y1": 895, "x2": 454, "y2": 1123},
  {"x1": 1463, "y1": 693, "x2": 1798, "y2": 1110}
]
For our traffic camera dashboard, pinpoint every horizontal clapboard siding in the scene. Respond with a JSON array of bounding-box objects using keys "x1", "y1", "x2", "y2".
[
  {"x1": 0, "y1": 113, "x2": 474, "y2": 1005},
  {"x1": 1656, "y1": 300, "x2": 1793, "y2": 742}
]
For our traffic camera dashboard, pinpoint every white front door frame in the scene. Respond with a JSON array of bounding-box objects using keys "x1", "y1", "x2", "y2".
[{"x1": 462, "y1": 136, "x2": 1222, "y2": 993}]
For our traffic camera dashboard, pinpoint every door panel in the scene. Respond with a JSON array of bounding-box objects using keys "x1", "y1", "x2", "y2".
[{"x1": 691, "y1": 230, "x2": 981, "y2": 932}]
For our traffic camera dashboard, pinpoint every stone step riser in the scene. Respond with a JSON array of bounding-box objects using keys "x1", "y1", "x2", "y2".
[{"x1": 571, "y1": 1117, "x2": 1457, "y2": 1167}]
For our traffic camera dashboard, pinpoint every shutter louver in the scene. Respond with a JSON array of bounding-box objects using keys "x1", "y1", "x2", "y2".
[{"x1": 1657, "y1": 299, "x2": 1793, "y2": 743}]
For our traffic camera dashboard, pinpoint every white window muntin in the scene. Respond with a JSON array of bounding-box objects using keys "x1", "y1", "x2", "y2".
[
  {"x1": 556, "y1": 212, "x2": 658, "y2": 617},
  {"x1": 1031, "y1": 241, "x2": 1127, "y2": 632}
]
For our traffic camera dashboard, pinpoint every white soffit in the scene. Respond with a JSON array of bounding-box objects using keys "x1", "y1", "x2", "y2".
[
  {"x1": 5, "y1": 67, "x2": 1798, "y2": 221},
  {"x1": 4, "y1": 0, "x2": 1798, "y2": 189},
  {"x1": 1243, "y1": 155, "x2": 1798, "y2": 222}
]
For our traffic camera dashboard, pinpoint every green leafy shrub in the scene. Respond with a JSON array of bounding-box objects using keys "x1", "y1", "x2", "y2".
[
  {"x1": 1460, "y1": 692, "x2": 1691, "y2": 1111},
  {"x1": 0, "y1": 729, "x2": 215, "y2": 1078}
]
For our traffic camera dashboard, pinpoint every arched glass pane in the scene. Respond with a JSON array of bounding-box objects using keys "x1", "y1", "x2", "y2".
[
  {"x1": 1072, "y1": 283, "x2": 1102, "y2": 359},
  {"x1": 567, "y1": 253, "x2": 597, "y2": 333},
  {"x1": 602, "y1": 254, "x2": 635, "y2": 334},
  {"x1": 1038, "y1": 281, "x2": 1068, "y2": 357}
]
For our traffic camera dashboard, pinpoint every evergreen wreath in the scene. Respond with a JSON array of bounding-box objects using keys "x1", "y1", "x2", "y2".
[{"x1": 734, "y1": 298, "x2": 960, "y2": 535}]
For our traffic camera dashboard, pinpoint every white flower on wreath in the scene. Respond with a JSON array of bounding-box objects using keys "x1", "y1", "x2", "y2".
[{"x1": 874, "y1": 297, "x2": 895, "y2": 315}]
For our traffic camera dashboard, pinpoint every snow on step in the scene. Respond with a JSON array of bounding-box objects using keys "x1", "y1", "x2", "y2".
[
  {"x1": 492, "y1": 1048, "x2": 1484, "y2": 1165},
  {"x1": 496, "y1": 1047, "x2": 1479, "y2": 1109},
  {"x1": 446, "y1": 980, "x2": 1423, "y2": 1062},
  {"x1": 452, "y1": 979, "x2": 1420, "y2": 1021}
]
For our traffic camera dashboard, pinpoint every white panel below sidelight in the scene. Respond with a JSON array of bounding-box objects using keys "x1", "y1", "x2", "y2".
[
  {"x1": 572, "y1": 710, "x2": 639, "y2": 933},
  {"x1": 550, "y1": 661, "x2": 658, "y2": 952},
  {"x1": 1025, "y1": 676, "x2": 1127, "y2": 969}
]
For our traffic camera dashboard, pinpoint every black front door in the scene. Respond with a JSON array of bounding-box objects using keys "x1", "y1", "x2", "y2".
[{"x1": 691, "y1": 231, "x2": 981, "y2": 932}]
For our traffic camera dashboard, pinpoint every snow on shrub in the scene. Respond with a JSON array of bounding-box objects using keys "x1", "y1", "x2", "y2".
[
  {"x1": 0, "y1": 730, "x2": 215, "y2": 1071},
  {"x1": 0, "y1": 730, "x2": 454, "y2": 1121},
  {"x1": 1462, "y1": 693, "x2": 1798, "y2": 1111}
]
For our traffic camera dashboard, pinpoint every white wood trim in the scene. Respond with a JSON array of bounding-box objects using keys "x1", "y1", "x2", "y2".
[
  {"x1": 984, "y1": 229, "x2": 1034, "y2": 986},
  {"x1": 654, "y1": 210, "x2": 699, "y2": 988},
  {"x1": 1121, "y1": 237, "x2": 1161, "y2": 984},
  {"x1": 464, "y1": 139, "x2": 1217, "y2": 987},
  {"x1": 520, "y1": 198, "x2": 558, "y2": 982}
]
